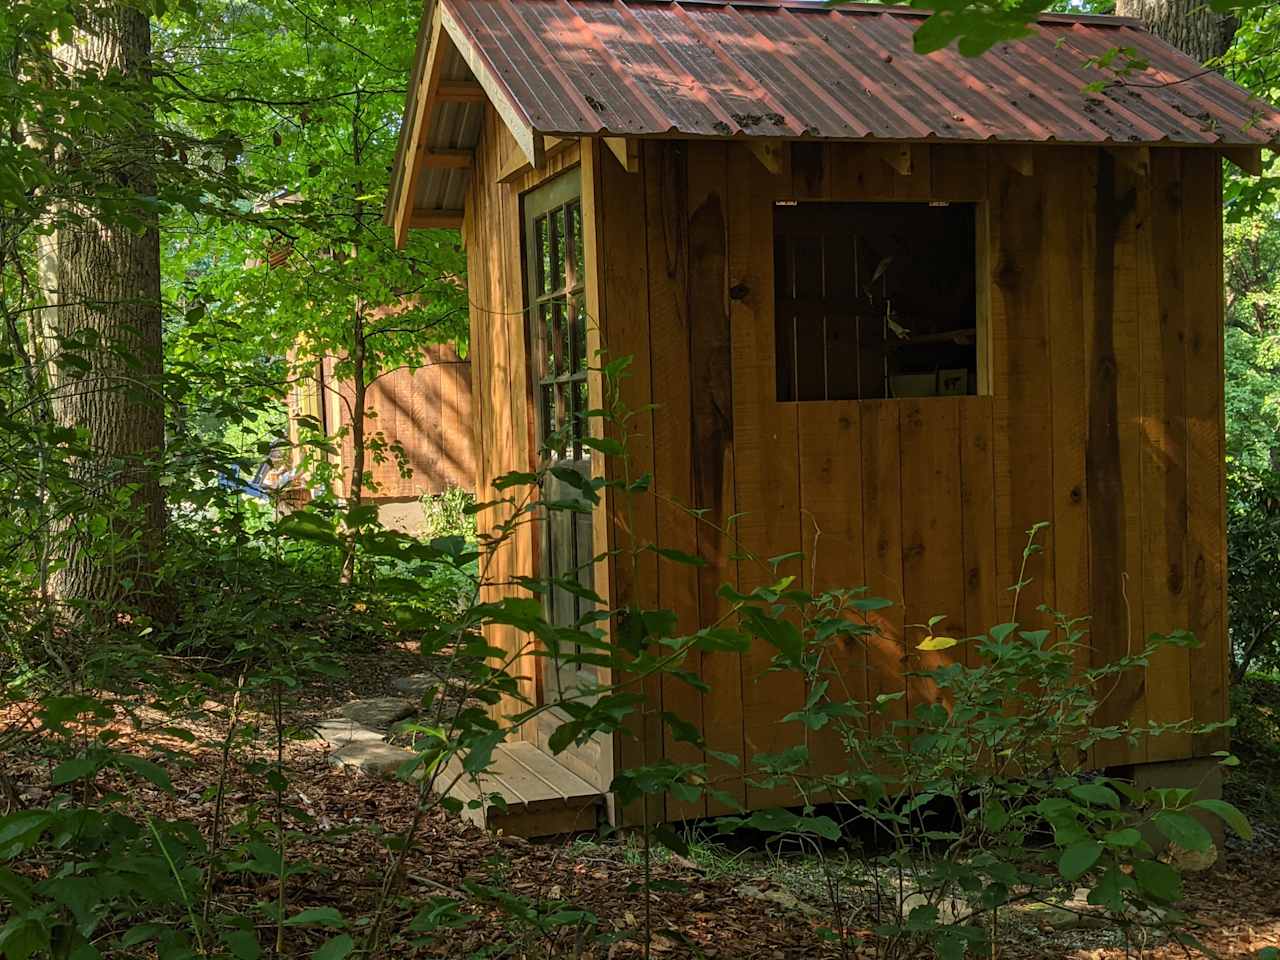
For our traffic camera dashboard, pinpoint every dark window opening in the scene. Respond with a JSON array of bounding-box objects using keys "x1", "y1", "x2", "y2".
[{"x1": 774, "y1": 201, "x2": 979, "y2": 402}]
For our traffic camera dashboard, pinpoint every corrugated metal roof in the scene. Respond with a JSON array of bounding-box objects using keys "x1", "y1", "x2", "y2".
[
  {"x1": 389, "y1": 0, "x2": 1280, "y2": 231},
  {"x1": 442, "y1": 0, "x2": 1280, "y2": 147}
]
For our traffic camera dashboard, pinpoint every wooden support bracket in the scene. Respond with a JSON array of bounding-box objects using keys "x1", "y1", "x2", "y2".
[
  {"x1": 749, "y1": 140, "x2": 786, "y2": 175},
  {"x1": 604, "y1": 136, "x2": 638, "y2": 173},
  {"x1": 409, "y1": 209, "x2": 464, "y2": 230},
  {"x1": 1224, "y1": 145, "x2": 1264, "y2": 176},
  {"x1": 874, "y1": 142, "x2": 914, "y2": 176},
  {"x1": 436, "y1": 79, "x2": 484, "y2": 103},
  {"x1": 495, "y1": 136, "x2": 572, "y2": 184},
  {"x1": 1002, "y1": 145, "x2": 1034, "y2": 177},
  {"x1": 421, "y1": 148, "x2": 473, "y2": 169},
  {"x1": 1107, "y1": 145, "x2": 1150, "y2": 178}
]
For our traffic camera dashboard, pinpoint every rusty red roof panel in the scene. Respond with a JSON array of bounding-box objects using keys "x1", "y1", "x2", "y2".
[{"x1": 439, "y1": 0, "x2": 1280, "y2": 147}]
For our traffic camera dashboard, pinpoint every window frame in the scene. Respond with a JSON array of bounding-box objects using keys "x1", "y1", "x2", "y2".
[
  {"x1": 523, "y1": 170, "x2": 588, "y2": 462},
  {"x1": 520, "y1": 166, "x2": 596, "y2": 702},
  {"x1": 771, "y1": 198, "x2": 991, "y2": 403}
]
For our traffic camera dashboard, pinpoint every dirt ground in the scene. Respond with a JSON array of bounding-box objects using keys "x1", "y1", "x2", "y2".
[{"x1": 5, "y1": 645, "x2": 1279, "y2": 959}]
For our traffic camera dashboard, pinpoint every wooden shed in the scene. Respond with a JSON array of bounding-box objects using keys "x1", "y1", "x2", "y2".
[
  {"x1": 388, "y1": 0, "x2": 1280, "y2": 833},
  {"x1": 290, "y1": 339, "x2": 474, "y2": 529}
]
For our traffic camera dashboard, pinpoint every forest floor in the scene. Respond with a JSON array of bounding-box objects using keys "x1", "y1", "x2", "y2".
[{"x1": 7, "y1": 642, "x2": 1280, "y2": 959}]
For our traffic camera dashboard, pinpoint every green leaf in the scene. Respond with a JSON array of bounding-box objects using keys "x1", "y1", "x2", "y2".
[
  {"x1": 221, "y1": 931, "x2": 262, "y2": 960},
  {"x1": 1153, "y1": 810, "x2": 1213, "y2": 853},
  {"x1": 580, "y1": 436, "x2": 623, "y2": 456},
  {"x1": 1132, "y1": 859, "x2": 1182, "y2": 902},
  {"x1": 116, "y1": 756, "x2": 174, "y2": 792},
  {"x1": 1069, "y1": 782, "x2": 1121, "y2": 809},
  {"x1": 0, "y1": 868, "x2": 33, "y2": 910},
  {"x1": 0, "y1": 916, "x2": 49, "y2": 960},
  {"x1": 51, "y1": 757, "x2": 99, "y2": 786},
  {"x1": 1087, "y1": 864, "x2": 1135, "y2": 914},
  {"x1": 312, "y1": 934, "x2": 354, "y2": 960},
  {"x1": 283, "y1": 907, "x2": 346, "y2": 928},
  {"x1": 652, "y1": 824, "x2": 690, "y2": 858},
  {"x1": 1058, "y1": 840, "x2": 1102, "y2": 881},
  {"x1": 646, "y1": 545, "x2": 706, "y2": 567},
  {"x1": 744, "y1": 809, "x2": 841, "y2": 841},
  {"x1": 0, "y1": 811, "x2": 49, "y2": 852},
  {"x1": 1191, "y1": 798, "x2": 1253, "y2": 841},
  {"x1": 493, "y1": 471, "x2": 538, "y2": 490},
  {"x1": 1102, "y1": 828, "x2": 1143, "y2": 848}
]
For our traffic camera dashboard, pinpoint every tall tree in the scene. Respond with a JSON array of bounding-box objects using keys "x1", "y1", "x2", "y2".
[
  {"x1": 38, "y1": 3, "x2": 165, "y2": 610},
  {"x1": 1115, "y1": 0, "x2": 1239, "y2": 64},
  {"x1": 159, "y1": 0, "x2": 467, "y2": 543}
]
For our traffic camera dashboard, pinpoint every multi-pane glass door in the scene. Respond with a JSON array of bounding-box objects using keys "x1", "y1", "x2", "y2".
[{"x1": 523, "y1": 169, "x2": 594, "y2": 701}]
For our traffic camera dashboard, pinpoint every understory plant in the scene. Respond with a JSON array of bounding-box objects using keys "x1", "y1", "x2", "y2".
[
  {"x1": 703, "y1": 527, "x2": 1246, "y2": 960},
  {"x1": 0, "y1": 350, "x2": 1256, "y2": 960}
]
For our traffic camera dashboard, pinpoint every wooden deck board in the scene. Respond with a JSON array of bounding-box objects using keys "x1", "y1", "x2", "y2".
[{"x1": 442, "y1": 741, "x2": 604, "y2": 837}]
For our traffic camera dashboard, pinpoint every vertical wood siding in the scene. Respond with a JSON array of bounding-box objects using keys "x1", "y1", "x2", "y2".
[
  {"x1": 466, "y1": 112, "x2": 1229, "y2": 818},
  {"x1": 464, "y1": 110, "x2": 582, "y2": 743},
  {"x1": 330, "y1": 342, "x2": 475, "y2": 499}
]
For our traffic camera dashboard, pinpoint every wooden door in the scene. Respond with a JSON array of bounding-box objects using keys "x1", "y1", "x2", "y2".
[{"x1": 523, "y1": 169, "x2": 595, "y2": 703}]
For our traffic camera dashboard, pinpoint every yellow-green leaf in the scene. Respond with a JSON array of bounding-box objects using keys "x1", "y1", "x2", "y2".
[{"x1": 917, "y1": 636, "x2": 958, "y2": 651}]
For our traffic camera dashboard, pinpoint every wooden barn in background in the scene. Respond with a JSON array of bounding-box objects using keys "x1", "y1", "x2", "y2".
[
  {"x1": 388, "y1": 0, "x2": 1280, "y2": 834},
  {"x1": 291, "y1": 338, "x2": 474, "y2": 531}
]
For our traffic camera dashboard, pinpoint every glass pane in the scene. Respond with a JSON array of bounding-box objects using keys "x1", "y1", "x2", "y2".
[
  {"x1": 568, "y1": 200, "x2": 583, "y2": 284},
  {"x1": 540, "y1": 384, "x2": 556, "y2": 449},
  {"x1": 574, "y1": 379, "x2": 589, "y2": 459},
  {"x1": 571, "y1": 294, "x2": 588, "y2": 373},
  {"x1": 553, "y1": 300, "x2": 567, "y2": 378},
  {"x1": 557, "y1": 382, "x2": 571, "y2": 460},
  {"x1": 536, "y1": 215, "x2": 551, "y2": 296},
  {"x1": 551, "y1": 206, "x2": 566, "y2": 293},
  {"x1": 539, "y1": 302, "x2": 555, "y2": 380}
]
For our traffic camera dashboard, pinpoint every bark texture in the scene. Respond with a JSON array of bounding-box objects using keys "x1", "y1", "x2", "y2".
[
  {"x1": 41, "y1": 5, "x2": 166, "y2": 611},
  {"x1": 1116, "y1": 0, "x2": 1238, "y2": 64}
]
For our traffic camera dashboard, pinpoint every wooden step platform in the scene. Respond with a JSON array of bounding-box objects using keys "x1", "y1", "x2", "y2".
[{"x1": 443, "y1": 740, "x2": 603, "y2": 838}]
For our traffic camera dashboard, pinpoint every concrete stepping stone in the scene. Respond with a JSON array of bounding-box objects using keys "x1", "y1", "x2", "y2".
[
  {"x1": 330, "y1": 740, "x2": 419, "y2": 778},
  {"x1": 314, "y1": 717, "x2": 383, "y2": 748},
  {"x1": 337, "y1": 697, "x2": 416, "y2": 731},
  {"x1": 391, "y1": 674, "x2": 437, "y2": 698}
]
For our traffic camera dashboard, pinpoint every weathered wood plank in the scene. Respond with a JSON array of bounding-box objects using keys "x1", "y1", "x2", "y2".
[
  {"x1": 791, "y1": 142, "x2": 828, "y2": 200},
  {"x1": 695, "y1": 141, "x2": 750, "y2": 813},
  {"x1": 1182, "y1": 151, "x2": 1229, "y2": 755},
  {"x1": 729, "y1": 143, "x2": 804, "y2": 810},
  {"x1": 644, "y1": 141, "x2": 707, "y2": 820},
  {"x1": 797, "y1": 401, "x2": 866, "y2": 782},
  {"x1": 1141, "y1": 149, "x2": 1193, "y2": 763},
  {"x1": 899, "y1": 398, "x2": 966, "y2": 707},
  {"x1": 443, "y1": 741, "x2": 603, "y2": 838},
  {"x1": 859, "y1": 400, "x2": 906, "y2": 731},
  {"x1": 988, "y1": 155, "x2": 1055, "y2": 627},
  {"x1": 1090, "y1": 150, "x2": 1148, "y2": 768},
  {"x1": 1044, "y1": 150, "x2": 1093, "y2": 666},
  {"x1": 827, "y1": 143, "x2": 895, "y2": 201},
  {"x1": 958, "y1": 397, "x2": 998, "y2": 667},
  {"x1": 930, "y1": 145, "x2": 988, "y2": 203}
]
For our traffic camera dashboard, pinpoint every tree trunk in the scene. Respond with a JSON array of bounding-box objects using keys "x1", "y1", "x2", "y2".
[
  {"x1": 40, "y1": 5, "x2": 166, "y2": 612},
  {"x1": 1115, "y1": 0, "x2": 1238, "y2": 64},
  {"x1": 341, "y1": 92, "x2": 366, "y2": 582}
]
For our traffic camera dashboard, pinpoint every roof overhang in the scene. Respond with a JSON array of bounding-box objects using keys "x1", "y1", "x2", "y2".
[
  {"x1": 388, "y1": 0, "x2": 1280, "y2": 249},
  {"x1": 387, "y1": 0, "x2": 546, "y2": 246}
]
